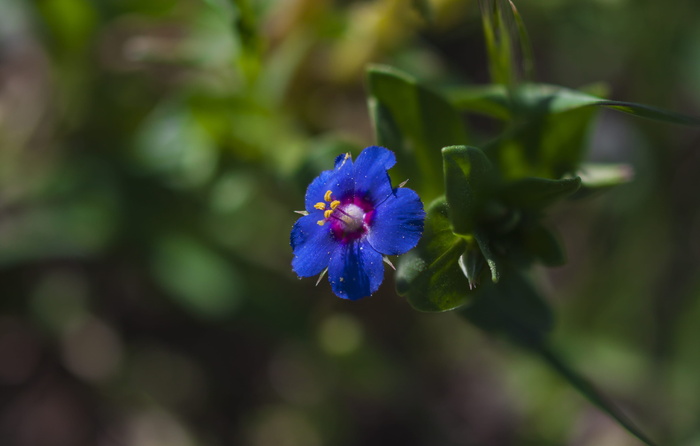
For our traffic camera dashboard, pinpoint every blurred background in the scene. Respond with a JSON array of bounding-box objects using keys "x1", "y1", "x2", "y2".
[{"x1": 0, "y1": 0, "x2": 699, "y2": 445}]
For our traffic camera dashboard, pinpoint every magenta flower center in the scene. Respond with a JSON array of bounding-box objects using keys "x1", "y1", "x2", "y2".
[
  {"x1": 315, "y1": 190, "x2": 374, "y2": 243},
  {"x1": 333, "y1": 202, "x2": 365, "y2": 232}
]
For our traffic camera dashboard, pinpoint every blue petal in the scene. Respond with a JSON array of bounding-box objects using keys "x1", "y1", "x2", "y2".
[
  {"x1": 329, "y1": 152, "x2": 355, "y2": 200},
  {"x1": 328, "y1": 240, "x2": 384, "y2": 300},
  {"x1": 304, "y1": 153, "x2": 355, "y2": 211},
  {"x1": 291, "y1": 213, "x2": 339, "y2": 277},
  {"x1": 353, "y1": 146, "x2": 396, "y2": 205},
  {"x1": 367, "y1": 187, "x2": 425, "y2": 255},
  {"x1": 304, "y1": 169, "x2": 334, "y2": 212}
]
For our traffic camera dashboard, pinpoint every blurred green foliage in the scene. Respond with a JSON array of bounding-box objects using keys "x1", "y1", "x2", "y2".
[{"x1": 0, "y1": 0, "x2": 699, "y2": 445}]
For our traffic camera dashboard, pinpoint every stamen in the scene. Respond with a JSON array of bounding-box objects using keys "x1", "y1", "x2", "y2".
[
  {"x1": 324, "y1": 209, "x2": 333, "y2": 219},
  {"x1": 314, "y1": 202, "x2": 326, "y2": 210},
  {"x1": 317, "y1": 220, "x2": 325, "y2": 226},
  {"x1": 330, "y1": 200, "x2": 340, "y2": 209},
  {"x1": 324, "y1": 190, "x2": 333, "y2": 202}
]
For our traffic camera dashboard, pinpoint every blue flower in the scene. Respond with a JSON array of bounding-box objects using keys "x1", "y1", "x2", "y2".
[{"x1": 291, "y1": 146, "x2": 425, "y2": 300}]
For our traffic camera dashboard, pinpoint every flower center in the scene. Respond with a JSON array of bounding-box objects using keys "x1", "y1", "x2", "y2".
[
  {"x1": 336, "y1": 203, "x2": 365, "y2": 233},
  {"x1": 315, "y1": 190, "x2": 373, "y2": 242}
]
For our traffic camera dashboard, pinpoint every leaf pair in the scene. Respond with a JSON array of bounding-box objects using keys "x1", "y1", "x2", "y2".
[{"x1": 397, "y1": 145, "x2": 580, "y2": 313}]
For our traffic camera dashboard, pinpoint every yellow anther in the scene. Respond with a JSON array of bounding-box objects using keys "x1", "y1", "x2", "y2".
[
  {"x1": 314, "y1": 202, "x2": 326, "y2": 210},
  {"x1": 324, "y1": 209, "x2": 333, "y2": 219},
  {"x1": 330, "y1": 200, "x2": 340, "y2": 209},
  {"x1": 317, "y1": 220, "x2": 326, "y2": 226},
  {"x1": 324, "y1": 190, "x2": 333, "y2": 202}
]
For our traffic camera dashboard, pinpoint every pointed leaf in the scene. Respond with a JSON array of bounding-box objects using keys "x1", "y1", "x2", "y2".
[
  {"x1": 367, "y1": 65, "x2": 469, "y2": 201},
  {"x1": 509, "y1": 0, "x2": 534, "y2": 81},
  {"x1": 473, "y1": 228, "x2": 501, "y2": 283},
  {"x1": 396, "y1": 200, "x2": 473, "y2": 312},
  {"x1": 500, "y1": 176, "x2": 581, "y2": 210},
  {"x1": 448, "y1": 83, "x2": 700, "y2": 125},
  {"x1": 443, "y1": 146, "x2": 496, "y2": 235},
  {"x1": 479, "y1": 0, "x2": 515, "y2": 86},
  {"x1": 447, "y1": 84, "x2": 511, "y2": 119}
]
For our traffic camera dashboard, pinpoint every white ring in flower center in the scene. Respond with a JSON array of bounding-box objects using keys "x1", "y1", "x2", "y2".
[{"x1": 338, "y1": 203, "x2": 365, "y2": 233}]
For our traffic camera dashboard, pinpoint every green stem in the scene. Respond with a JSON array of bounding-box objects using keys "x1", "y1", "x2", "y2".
[{"x1": 531, "y1": 341, "x2": 661, "y2": 446}]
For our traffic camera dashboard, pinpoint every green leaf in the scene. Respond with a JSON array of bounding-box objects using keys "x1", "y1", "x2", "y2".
[
  {"x1": 445, "y1": 84, "x2": 512, "y2": 120},
  {"x1": 448, "y1": 83, "x2": 700, "y2": 125},
  {"x1": 396, "y1": 200, "x2": 473, "y2": 312},
  {"x1": 479, "y1": 0, "x2": 533, "y2": 86},
  {"x1": 473, "y1": 228, "x2": 502, "y2": 283},
  {"x1": 367, "y1": 65, "x2": 469, "y2": 201},
  {"x1": 368, "y1": 98, "x2": 408, "y2": 175},
  {"x1": 442, "y1": 146, "x2": 495, "y2": 235},
  {"x1": 460, "y1": 267, "x2": 553, "y2": 345},
  {"x1": 509, "y1": 0, "x2": 534, "y2": 81},
  {"x1": 499, "y1": 176, "x2": 581, "y2": 210},
  {"x1": 479, "y1": 0, "x2": 515, "y2": 86},
  {"x1": 447, "y1": 84, "x2": 600, "y2": 178},
  {"x1": 490, "y1": 103, "x2": 597, "y2": 179}
]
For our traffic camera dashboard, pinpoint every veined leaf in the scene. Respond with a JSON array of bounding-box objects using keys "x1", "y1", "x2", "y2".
[
  {"x1": 443, "y1": 145, "x2": 496, "y2": 235},
  {"x1": 479, "y1": 0, "x2": 533, "y2": 87},
  {"x1": 448, "y1": 83, "x2": 700, "y2": 125},
  {"x1": 480, "y1": 0, "x2": 513, "y2": 86},
  {"x1": 367, "y1": 65, "x2": 469, "y2": 202},
  {"x1": 509, "y1": 0, "x2": 534, "y2": 81},
  {"x1": 396, "y1": 200, "x2": 473, "y2": 312},
  {"x1": 473, "y1": 228, "x2": 501, "y2": 283},
  {"x1": 499, "y1": 176, "x2": 581, "y2": 210},
  {"x1": 445, "y1": 84, "x2": 512, "y2": 120}
]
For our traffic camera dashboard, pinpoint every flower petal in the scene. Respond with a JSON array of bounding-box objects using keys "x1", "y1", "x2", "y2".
[
  {"x1": 330, "y1": 152, "x2": 355, "y2": 200},
  {"x1": 367, "y1": 187, "x2": 425, "y2": 255},
  {"x1": 304, "y1": 169, "x2": 334, "y2": 213},
  {"x1": 328, "y1": 240, "x2": 384, "y2": 300},
  {"x1": 304, "y1": 153, "x2": 355, "y2": 211},
  {"x1": 353, "y1": 146, "x2": 396, "y2": 205},
  {"x1": 291, "y1": 213, "x2": 339, "y2": 277}
]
